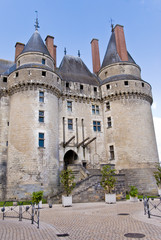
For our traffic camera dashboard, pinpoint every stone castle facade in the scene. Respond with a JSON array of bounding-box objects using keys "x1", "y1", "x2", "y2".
[{"x1": 0, "y1": 24, "x2": 159, "y2": 200}]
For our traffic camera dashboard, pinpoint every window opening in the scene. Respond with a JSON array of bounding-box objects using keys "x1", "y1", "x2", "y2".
[
  {"x1": 42, "y1": 71, "x2": 46, "y2": 77},
  {"x1": 66, "y1": 82, "x2": 69, "y2": 89},
  {"x1": 67, "y1": 101, "x2": 72, "y2": 112},
  {"x1": 68, "y1": 119, "x2": 73, "y2": 130},
  {"x1": 109, "y1": 145, "x2": 114, "y2": 160},
  {"x1": 39, "y1": 133, "x2": 44, "y2": 147},
  {"x1": 106, "y1": 101, "x2": 110, "y2": 111},
  {"x1": 94, "y1": 87, "x2": 97, "y2": 92},
  {"x1": 92, "y1": 105, "x2": 99, "y2": 114},
  {"x1": 39, "y1": 111, "x2": 44, "y2": 122},
  {"x1": 16, "y1": 72, "x2": 19, "y2": 77},
  {"x1": 142, "y1": 82, "x2": 144, "y2": 87},
  {"x1": 93, "y1": 121, "x2": 101, "y2": 132},
  {"x1": 39, "y1": 91, "x2": 44, "y2": 102},
  {"x1": 124, "y1": 81, "x2": 128, "y2": 86},
  {"x1": 3, "y1": 77, "x2": 7, "y2": 82},
  {"x1": 107, "y1": 117, "x2": 112, "y2": 128},
  {"x1": 106, "y1": 84, "x2": 110, "y2": 90},
  {"x1": 42, "y1": 58, "x2": 45, "y2": 65},
  {"x1": 80, "y1": 84, "x2": 83, "y2": 90}
]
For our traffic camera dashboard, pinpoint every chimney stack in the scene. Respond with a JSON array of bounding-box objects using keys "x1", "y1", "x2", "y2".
[
  {"x1": 45, "y1": 35, "x2": 57, "y2": 67},
  {"x1": 90, "y1": 39, "x2": 100, "y2": 74},
  {"x1": 114, "y1": 24, "x2": 128, "y2": 61},
  {"x1": 15, "y1": 42, "x2": 25, "y2": 62}
]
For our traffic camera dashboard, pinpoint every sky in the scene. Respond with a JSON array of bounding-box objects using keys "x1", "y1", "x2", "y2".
[{"x1": 0, "y1": 0, "x2": 161, "y2": 160}]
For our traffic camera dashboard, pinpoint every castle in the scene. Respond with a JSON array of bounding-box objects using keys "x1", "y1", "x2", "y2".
[{"x1": 0, "y1": 23, "x2": 159, "y2": 200}]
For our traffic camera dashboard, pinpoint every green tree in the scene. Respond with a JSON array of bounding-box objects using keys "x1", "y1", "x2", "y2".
[
  {"x1": 32, "y1": 191, "x2": 43, "y2": 205},
  {"x1": 100, "y1": 165, "x2": 116, "y2": 194},
  {"x1": 60, "y1": 169, "x2": 76, "y2": 196},
  {"x1": 129, "y1": 186, "x2": 138, "y2": 197},
  {"x1": 154, "y1": 164, "x2": 161, "y2": 187}
]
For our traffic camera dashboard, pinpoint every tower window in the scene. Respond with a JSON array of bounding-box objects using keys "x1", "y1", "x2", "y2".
[
  {"x1": 42, "y1": 58, "x2": 45, "y2": 65},
  {"x1": 94, "y1": 87, "x2": 97, "y2": 92},
  {"x1": 109, "y1": 145, "x2": 114, "y2": 160},
  {"x1": 3, "y1": 77, "x2": 7, "y2": 82},
  {"x1": 68, "y1": 119, "x2": 73, "y2": 130},
  {"x1": 67, "y1": 101, "x2": 72, "y2": 112},
  {"x1": 6, "y1": 141, "x2": 8, "y2": 147},
  {"x1": 106, "y1": 101, "x2": 110, "y2": 111},
  {"x1": 16, "y1": 72, "x2": 19, "y2": 77},
  {"x1": 106, "y1": 84, "x2": 110, "y2": 90},
  {"x1": 92, "y1": 105, "x2": 99, "y2": 115},
  {"x1": 39, "y1": 133, "x2": 44, "y2": 147},
  {"x1": 93, "y1": 121, "x2": 101, "y2": 132},
  {"x1": 42, "y1": 71, "x2": 46, "y2": 77},
  {"x1": 142, "y1": 82, "x2": 144, "y2": 87},
  {"x1": 107, "y1": 117, "x2": 112, "y2": 128},
  {"x1": 66, "y1": 82, "x2": 69, "y2": 89},
  {"x1": 80, "y1": 84, "x2": 83, "y2": 90},
  {"x1": 17, "y1": 60, "x2": 20, "y2": 67},
  {"x1": 39, "y1": 91, "x2": 44, "y2": 102},
  {"x1": 124, "y1": 81, "x2": 128, "y2": 86},
  {"x1": 39, "y1": 111, "x2": 44, "y2": 122}
]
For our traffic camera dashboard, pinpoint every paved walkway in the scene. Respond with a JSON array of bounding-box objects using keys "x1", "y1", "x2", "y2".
[{"x1": 0, "y1": 200, "x2": 161, "y2": 239}]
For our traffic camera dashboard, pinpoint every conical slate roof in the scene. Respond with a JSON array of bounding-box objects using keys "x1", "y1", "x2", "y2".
[
  {"x1": 58, "y1": 55, "x2": 99, "y2": 85},
  {"x1": 101, "y1": 31, "x2": 135, "y2": 69},
  {"x1": 21, "y1": 30, "x2": 50, "y2": 56}
]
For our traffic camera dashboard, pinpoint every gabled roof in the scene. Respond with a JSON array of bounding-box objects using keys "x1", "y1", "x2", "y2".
[
  {"x1": 101, "y1": 31, "x2": 135, "y2": 69},
  {"x1": 21, "y1": 30, "x2": 50, "y2": 56},
  {"x1": 57, "y1": 55, "x2": 100, "y2": 86}
]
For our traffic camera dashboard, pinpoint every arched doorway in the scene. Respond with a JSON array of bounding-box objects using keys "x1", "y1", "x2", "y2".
[{"x1": 64, "y1": 150, "x2": 78, "y2": 169}]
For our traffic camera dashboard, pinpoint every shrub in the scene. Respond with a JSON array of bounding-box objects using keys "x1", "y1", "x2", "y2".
[
  {"x1": 154, "y1": 164, "x2": 161, "y2": 187},
  {"x1": 100, "y1": 165, "x2": 116, "y2": 194},
  {"x1": 129, "y1": 186, "x2": 138, "y2": 197},
  {"x1": 32, "y1": 191, "x2": 43, "y2": 205},
  {"x1": 60, "y1": 169, "x2": 76, "y2": 196}
]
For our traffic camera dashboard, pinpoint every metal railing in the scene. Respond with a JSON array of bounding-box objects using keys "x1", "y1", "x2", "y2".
[
  {"x1": 143, "y1": 197, "x2": 161, "y2": 219},
  {"x1": 1, "y1": 201, "x2": 40, "y2": 228}
]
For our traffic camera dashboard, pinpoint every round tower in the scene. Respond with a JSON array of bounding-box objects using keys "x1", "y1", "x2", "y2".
[
  {"x1": 99, "y1": 25, "x2": 159, "y2": 195},
  {"x1": 7, "y1": 30, "x2": 61, "y2": 199}
]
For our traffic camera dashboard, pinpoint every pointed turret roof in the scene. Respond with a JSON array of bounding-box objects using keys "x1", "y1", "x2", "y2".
[
  {"x1": 101, "y1": 31, "x2": 135, "y2": 69},
  {"x1": 57, "y1": 55, "x2": 99, "y2": 85},
  {"x1": 21, "y1": 30, "x2": 50, "y2": 56}
]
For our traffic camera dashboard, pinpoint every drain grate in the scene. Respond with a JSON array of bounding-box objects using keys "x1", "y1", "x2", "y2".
[
  {"x1": 124, "y1": 233, "x2": 145, "y2": 238},
  {"x1": 57, "y1": 233, "x2": 69, "y2": 237},
  {"x1": 118, "y1": 213, "x2": 129, "y2": 216}
]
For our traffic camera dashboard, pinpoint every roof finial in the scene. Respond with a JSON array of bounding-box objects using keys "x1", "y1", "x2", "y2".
[
  {"x1": 78, "y1": 50, "x2": 80, "y2": 57},
  {"x1": 34, "y1": 11, "x2": 40, "y2": 31},
  {"x1": 110, "y1": 18, "x2": 114, "y2": 32},
  {"x1": 64, "y1": 47, "x2": 67, "y2": 55}
]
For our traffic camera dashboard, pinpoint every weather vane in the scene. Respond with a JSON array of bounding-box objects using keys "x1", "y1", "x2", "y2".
[
  {"x1": 110, "y1": 18, "x2": 114, "y2": 32},
  {"x1": 34, "y1": 11, "x2": 40, "y2": 31},
  {"x1": 64, "y1": 47, "x2": 67, "y2": 55},
  {"x1": 78, "y1": 50, "x2": 80, "y2": 57}
]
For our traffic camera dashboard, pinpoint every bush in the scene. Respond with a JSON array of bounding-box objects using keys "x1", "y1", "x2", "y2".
[
  {"x1": 60, "y1": 169, "x2": 76, "y2": 196},
  {"x1": 100, "y1": 165, "x2": 116, "y2": 194},
  {"x1": 129, "y1": 186, "x2": 138, "y2": 197},
  {"x1": 154, "y1": 164, "x2": 161, "y2": 187},
  {"x1": 32, "y1": 191, "x2": 43, "y2": 205}
]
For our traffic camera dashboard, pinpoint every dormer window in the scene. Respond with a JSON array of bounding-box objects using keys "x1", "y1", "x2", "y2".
[
  {"x1": 42, "y1": 71, "x2": 46, "y2": 77},
  {"x1": 42, "y1": 58, "x2": 45, "y2": 65}
]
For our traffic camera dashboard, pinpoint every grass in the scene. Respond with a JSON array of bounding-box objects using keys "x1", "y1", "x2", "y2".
[
  {"x1": 0, "y1": 198, "x2": 47, "y2": 207},
  {"x1": 126, "y1": 194, "x2": 158, "y2": 200}
]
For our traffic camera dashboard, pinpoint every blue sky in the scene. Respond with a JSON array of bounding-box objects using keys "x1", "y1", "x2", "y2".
[{"x1": 0, "y1": 0, "x2": 161, "y2": 160}]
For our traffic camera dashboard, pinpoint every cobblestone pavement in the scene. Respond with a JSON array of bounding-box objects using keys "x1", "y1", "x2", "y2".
[{"x1": 0, "y1": 200, "x2": 161, "y2": 239}]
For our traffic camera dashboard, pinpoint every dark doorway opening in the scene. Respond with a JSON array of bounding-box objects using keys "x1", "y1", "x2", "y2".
[{"x1": 64, "y1": 150, "x2": 78, "y2": 169}]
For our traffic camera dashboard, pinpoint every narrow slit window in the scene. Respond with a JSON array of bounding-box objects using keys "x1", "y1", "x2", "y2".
[
  {"x1": 80, "y1": 84, "x2": 83, "y2": 90},
  {"x1": 109, "y1": 145, "x2": 115, "y2": 160},
  {"x1": 68, "y1": 119, "x2": 73, "y2": 130},
  {"x1": 66, "y1": 82, "x2": 69, "y2": 89},
  {"x1": 39, "y1": 133, "x2": 44, "y2": 147},
  {"x1": 94, "y1": 87, "x2": 97, "y2": 92},
  {"x1": 39, "y1": 91, "x2": 44, "y2": 102},
  {"x1": 39, "y1": 111, "x2": 44, "y2": 122},
  {"x1": 106, "y1": 84, "x2": 110, "y2": 90},
  {"x1": 16, "y1": 72, "x2": 19, "y2": 77},
  {"x1": 42, "y1": 58, "x2": 45, "y2": 65},
  {"x1": 107, "y1": 117, "x2": 112, "y2": 128},
  {"x1": 142, "y1": 82, "x2": 144, "y2": 87},
  {"x1": 106, "y1": 101, "x2": 110, "y2": 111}
]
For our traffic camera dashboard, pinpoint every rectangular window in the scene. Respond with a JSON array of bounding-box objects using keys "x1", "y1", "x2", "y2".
[
  {"x1": 93, "y1": 121, "x2": 101, "y2": 132},
  {"x1": 3, "y1": 77, "x2": 7, "y2": 82},
  {"x1": 42, "y1": 71, "x2": 46, "y2": 77},
  {"x1": 39, "y1": 133, "x2": 44, "y2": 147},
  {"x1": 124, "y1": 81, "x2": 128, "y2": 86},
  {"x1": 106, "y1": 101, "x2": 110, "y2": 111},
  {"x1": 107, "y1": 117, "x2": 112, "y2": 128},
  {"x1": 142, "y1": 82, "x2": 144, "y2": 87},
  {"x1": 16, "y1": 72, "x2": 19, "y2": 77},
  {"x1": 67, "y1": 101, "x2": 72, "y2": 112},
  {"x1": 39, "y1": 91, "x2": 44, "y2": 102},
  {"x1": 80, "y1": 84, "x2": 83, "y2": 90},
  {"x1": 109, "y1": 145, "x2": 114, "y2": 160},
  {"x1": 39, "y1": 111, "x2": 44, "y2": 122},
  {"x1": 94, "y1": 87, "x2": 97, "y2": 92},
  {"x1": 106, "y1": 84, "x2": 110, "y2": 90},
  {"x1": 66, "y1": 82, "x2": 69, "y2": 89},
  {"x1": 42, "y1": 58, "x2": 45, "y2": 65},
  {"x1": 68, "y1": 119, "x2": 73, "y2": 130},
  {"x1": 92, "y1": 105, "x2": 99, "y2": 114}
]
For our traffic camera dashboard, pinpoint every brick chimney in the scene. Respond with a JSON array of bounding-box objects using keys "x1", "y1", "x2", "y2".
[
  {"x1": 53, "y1": 45, "x2": 57, "y2": 68},
  {"x1": 45, "y1": 35, "x2": 56, "y2": 66},
  {"x1": 15, "y1": 42, "x2": 25, "y2": 62},
  {"x1": 90, "y1": 39, "x2": 100, "y2": 74},
  {"x1": 114, "y1": 24, "x2": 128, "y2": 61}
]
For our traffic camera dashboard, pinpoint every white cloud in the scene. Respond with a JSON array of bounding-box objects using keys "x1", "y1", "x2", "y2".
[{"x1": 153, "y1": 117, "x2": 161, "y2": 162}]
